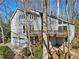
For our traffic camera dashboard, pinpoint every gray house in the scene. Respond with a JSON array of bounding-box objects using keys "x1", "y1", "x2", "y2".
[{"x1": 11, "y1": 9, "x2": 75, "y2": 48}]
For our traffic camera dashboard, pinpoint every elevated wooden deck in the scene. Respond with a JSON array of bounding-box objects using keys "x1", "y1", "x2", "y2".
[{"x1": 29, "y1": 30, "x2": 68, "y2": 38}]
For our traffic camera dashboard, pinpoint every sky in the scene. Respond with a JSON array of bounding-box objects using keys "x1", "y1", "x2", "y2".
[
  {"x1": 0, "y1": 0, "x2": 79, "y2": 20},
  {"x1": 0, "y1": 0, "x2": 16, "y2": 15},
  {"x1": 6, "y1": 0, "x2": 16, "y2": 11},
  {"x1": 0, "y1": 0, "x2": 66, "y2": 12},
  {"x1": 0, "y1": 0, "x2": 16, "y2": 21},
  {"x1": 5, "y1": 0, "x2": 16, "y2": 11}
]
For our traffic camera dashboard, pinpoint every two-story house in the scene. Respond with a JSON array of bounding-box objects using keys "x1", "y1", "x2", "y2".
[{"x1": 11, "y1": 9, "x2": 75, "y2": 48}]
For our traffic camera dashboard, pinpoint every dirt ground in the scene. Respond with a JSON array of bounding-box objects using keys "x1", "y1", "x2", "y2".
[{"x1": 71, "y1": 49, "x2": 79, "y2": 59}]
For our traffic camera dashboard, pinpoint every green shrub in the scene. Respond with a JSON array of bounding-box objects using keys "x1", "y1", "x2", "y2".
[
  {"x1": 72, "y1": 42, "x2": 79, "y2": 49},
  {"x1": 56, "y1": 49, "x2": 64, "y2": 57},
  {"x1": 0, "y1": 46, "x2": 14, "y2": 59},
  {"x1": 34, "y1": 47, "x2": 42, "y2": 59},
  {"x1": 49, "y1": 57, "x2": 52, "y2": 59},
  {"x1": 22, "y1": 47, "x2": 30, "y2": 56}
]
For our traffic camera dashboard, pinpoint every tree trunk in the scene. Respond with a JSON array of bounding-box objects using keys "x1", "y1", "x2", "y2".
[
  {"x1": 71, "y1": 0, "x2": 74, "y2": 21},
  {"x1": 23, "y1": 0, "x2": 32, "y2": 55},
  {"x1": 66, "y1": 0, "x2": 71, "y2": 59},
  {"x1": 42, "y1": 0, "x2": 48, "y2": 59},
  {"x1": 0, "y1": 26, "x2": 4, "y2": 44},
  {"x1": 57, "y1": 0, "x2": 60, "y2": 17}
]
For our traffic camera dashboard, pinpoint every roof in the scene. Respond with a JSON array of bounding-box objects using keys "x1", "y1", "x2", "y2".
[
  {"x1": 10, "y1": 9, "x2": 19, "y2": 21},
  {"x1": 49, "y1": 15, "x2": 74, "y2": 25},
  {"x1": 26, "y1": 9, "x2": 40, "y2": 16},
  {"x1": 11, "y1": 9, "x2": 74, "y2": 25}
]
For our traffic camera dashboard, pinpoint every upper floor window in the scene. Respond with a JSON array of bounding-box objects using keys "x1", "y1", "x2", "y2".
[
  {"x1": 19, "y1": 14, "x2": 25, "y2": 19},
  {"x1": 49, "y1": 19, "x2": 56, "y2": 25},
  {"x1": 34, "y1": 15, "x2": 37, "y2": 20},
  {"x1": 30, "y1": 14, "x2": 31, "y2": 19},
  {"x1": 13, "y1": 37, "x2": 17, "y2": 39},
  {"x1": 30, "y1": 24, "x2": 34, "y2": 32},
  {"x1": 63, "y1": 21, "x2": 67, "y2": 24},
  {"x1": 23, "y1": 26, "x2": 25, "y2": 33},
  {"x1": 58, "y1": 20, "x2": 62, "y2": 24},
  {"x1": 32, "y1": 15, "x2": 33, "y2": 19},
  {"x1": 30, "y1": 14, "x2": 34, "y2": 19}
]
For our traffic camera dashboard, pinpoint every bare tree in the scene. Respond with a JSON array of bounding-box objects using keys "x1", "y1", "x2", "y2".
[
  {"x1": 0, "y1": 0, "x2": 4, "y2": 44},
  {"x1": 71, "y1": 0, "x2": 74, "y2": 23},
  {"x1": 42, "y1": 0, "x2": 48, "y2": 59},
  {"x1": 0, "y1": 17, "x2": 5, "y2": 44},
  {"x1": 23, "y1": 0, "x2": 33, "y2": 55},
  {"x1": 66, "y1": 0, "x2": 71, "y2": 59},
  {"x1": 57, "y1": 0, "x2": 60, "y2": 17}
]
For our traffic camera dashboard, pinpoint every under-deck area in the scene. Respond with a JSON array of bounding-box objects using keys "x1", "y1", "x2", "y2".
[{"x1": 29, "y1": 30, "x2": 68, "y2": 47}]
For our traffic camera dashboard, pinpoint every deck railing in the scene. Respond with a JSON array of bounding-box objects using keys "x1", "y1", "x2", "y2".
[{"x1": 30, "y1": 30, "x2": 68, "y2": 37}]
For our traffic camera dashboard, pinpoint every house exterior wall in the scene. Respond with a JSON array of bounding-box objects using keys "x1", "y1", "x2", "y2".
[
  {"x1": 69, "y1": 24, "x2": 75, "y2": 43},
  {"x1": 33, "y1": 16, "x2": 41, "y2": 31},
  {"x1": 27, "y1": 13, "x2": 58, "y2": 31},
  {"x1": 49, "y1": 36, "x2": 56, "y2": 48},
  {"x1": 48, "y1": 17, "x2": 58, "y2": 31},
  {"x1": 11, "y1": 10, "x2": 28, "y2": 48},
  {"x1": 56, "y1": 37, "x2": 64, "y2": 45}
]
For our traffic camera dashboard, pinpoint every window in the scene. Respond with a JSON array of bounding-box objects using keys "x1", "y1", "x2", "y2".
[
  {"x1": 13, "y1": 37, "x2": 17, "y2": 39},
  {"x1": 19, "y1": 38, "x2": 24, "y2": 40},
  {"x1": 19, "y1": 14, "x2": 25, "y2": 19},
  {"x1": 23, "y1": 26, "x2": 25, "y2": 33},
  {"x1": 30, "y1": 14, "x2": 31, "y2": 19},
  {"x1": 58, "y1": 20, "x2": 62, "y2": 24},
  {"x1": 32, "y1": 15, "x2": 33, "y2": 19},
  {"x1": 63, "y1": 26, "x2": 67, "y2": 31},
  {"x1": 49, "y1": 18, "x2": 52, "y2": 24},
  {"x1": 30, "y1": 14, "x2": 34, "y2": 19},
  {"x1": 63, "y1": 21, "x2": 67, "y2": 24},
  {"x1": 50, "y1": 20, "x2": 56, "y2": 25},
  {"x1": 58, "y1": 26, "x2": 63, "y2": 32},
  {"x1": 65, "y1": 37, "x2": 68, "y2": 42},
  {"x1": 58, "y1": 26, "x2": 67, "y2": 32},
  {"x1": 0, "y1": 29, "x2": 1, "y2": 32},
  {"x1": 34, "y1": 15, "x2": 37, "y2": 20},
  {"x1": 30, "y1": 25, "x2": 34, "y2": 32}
]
